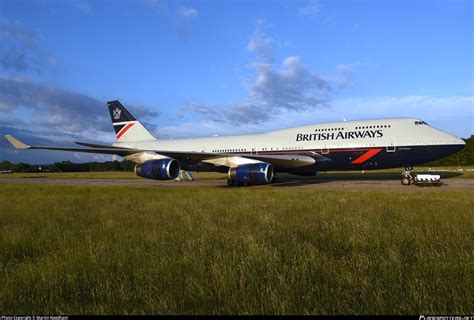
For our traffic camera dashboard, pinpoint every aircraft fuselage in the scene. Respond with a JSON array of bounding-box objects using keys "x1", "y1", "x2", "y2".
[{"x1": 116, "y1": 117, "x2": 465, "y2": 175}]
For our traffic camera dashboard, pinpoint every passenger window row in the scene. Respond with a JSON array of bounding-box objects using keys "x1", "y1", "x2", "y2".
[
  {"x1": 355, "y1": 125, "x2": 391, "y2": 129},
  {"x1": 315, "y1": 127, "x2": 344, "y2": 132},
  {"x1": 211, "y1": 146, "x2": 299, "y2": 153},
  {"x1": 212, "y1": 149, "x2": 247, "y2": 153}
]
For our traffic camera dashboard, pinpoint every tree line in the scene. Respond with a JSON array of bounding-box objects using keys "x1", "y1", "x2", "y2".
[
  {"x1": 424, "y1": 135, "x2": 473, "y2": 166},
  {"x1": 1, "y1": 136, "x2": 472, "y2": 173},
  {"x1": 0, "y1": 160, "x2": 136, "y2": 173}
]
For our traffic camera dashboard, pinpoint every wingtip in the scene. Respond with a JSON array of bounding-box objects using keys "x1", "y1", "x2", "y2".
[{"x1": 4, "y1": 135, "x2": 31, "y2": 149}]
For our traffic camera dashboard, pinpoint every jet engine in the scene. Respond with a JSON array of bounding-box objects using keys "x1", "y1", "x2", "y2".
[
  {"x1": 228, "y1": 163, "x2": 274, "y2": 185},
  {"x1": 135, "y1": 158, "x2": 180, "y2": 180}
]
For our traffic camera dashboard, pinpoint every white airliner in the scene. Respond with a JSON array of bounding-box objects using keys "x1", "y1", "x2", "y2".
[{"x1": 5, "y1": 100, "x2": 466, "y2": 186}]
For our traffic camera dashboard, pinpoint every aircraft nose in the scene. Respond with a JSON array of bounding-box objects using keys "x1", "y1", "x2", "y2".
[
  {"x1": 452, "y1": 136, "x2": 466, "y2": 152},
  {"x1": 442, "y1": 130, "x2": 466, "y2": 150},
  {"x1": 455, "y1": 136, "x2": 466, "y2": 146}
]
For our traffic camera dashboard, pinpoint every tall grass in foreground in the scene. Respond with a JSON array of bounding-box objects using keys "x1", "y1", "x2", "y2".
[{"x1": 0, "y1": 184, "x2": 472, "y2": 314}]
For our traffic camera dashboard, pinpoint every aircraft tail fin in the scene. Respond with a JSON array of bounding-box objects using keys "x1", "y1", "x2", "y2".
[{"x1": 107, "y1": 100, "x2": 156, "y2": 142}]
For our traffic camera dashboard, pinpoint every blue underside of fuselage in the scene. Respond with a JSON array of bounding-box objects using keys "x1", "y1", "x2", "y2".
[{"x1": 180, "y1": 144, "x2": 465, "y2": 174}]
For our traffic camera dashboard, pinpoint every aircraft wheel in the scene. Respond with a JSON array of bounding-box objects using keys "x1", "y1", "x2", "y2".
[
  {"x1": 401, "y1": 177, "x2": 411, "y2": 185},
  {"x1": 227, "y1": 179, "x2": 235, "y2": 187},
  {"x1": 405, "y1": 165, "x2": 413, "y2": 171}
]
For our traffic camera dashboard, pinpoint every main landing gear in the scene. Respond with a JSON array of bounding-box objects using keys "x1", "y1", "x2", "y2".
[{"x1": 401, "y1": 165, "x2": 414, "y2": 185}]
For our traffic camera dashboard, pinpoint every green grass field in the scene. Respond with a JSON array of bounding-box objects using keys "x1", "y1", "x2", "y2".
[{"x1": 0, "y1": 183, "x2": 472, "y2": 314}]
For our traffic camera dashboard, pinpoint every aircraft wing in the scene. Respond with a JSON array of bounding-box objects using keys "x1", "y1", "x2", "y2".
[
  {"x1": 5, "y1": 135, "x2": 141, "y2": 157},
  {"x1": 168, "y1": 152, "x2": 316, "y2": 168},
  {"x1": 6, "y1": 135, "x2": 316, "y2": 168},
  {"x1": 74, "y1": 141, "x2": 127, "y2": 149}
]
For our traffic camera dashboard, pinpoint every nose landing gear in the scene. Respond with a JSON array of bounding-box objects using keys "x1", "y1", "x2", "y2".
[{"x1": 401, "y1": 165, "x2": 414, "y2": 185}]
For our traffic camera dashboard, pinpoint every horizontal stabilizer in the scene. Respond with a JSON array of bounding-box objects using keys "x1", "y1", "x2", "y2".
[{"x1": 4, "y1": 135, "x2": 30, "y2": 149}]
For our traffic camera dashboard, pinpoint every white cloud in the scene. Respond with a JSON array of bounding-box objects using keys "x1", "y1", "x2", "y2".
[
  {"x1": 246, "y1": 20, "x2": 273, "y2": 62},
  {"x1": 178, "y1": 6, "x2": 198, "y2": 18},
  {"x1": 163, "y1": 95, "x2": 473, "y2": 139},
  {"x1": 0, "y1": 19, "x2": 44, "y2": 73},
  {"x1": 182, "y1": 21, "x2": 336, "y2": 125},
  {"x1": 179, "y1": 55, "x2": 333, "y2": 125},
  {"x1": 337, "y1": 63, "x2": 360, "y2": 74},
  {"x1": 0, "y1": 77, "x2": 160, "y2": 143},
  {"x1": 176, "y1": 6, "x2": 199, "y2": 40},
  {"x1": 146, "y1": 0, "x2": 169, "y2": 15},
  {"x1": 144, "y1": 2, "x2": 198, "y2": 39},
  {"x1": 72, "y1": 0, "x2": 92, "y2": 14},
  {"x1": 332, "y1": 95, "x2": 474, "y2": 120},
  {"x1": 298, "y1": 0, "x2": 319, "y2": 16},
  {"x1": 249, "y1": 56, "x2": 331, "y2": 110}
]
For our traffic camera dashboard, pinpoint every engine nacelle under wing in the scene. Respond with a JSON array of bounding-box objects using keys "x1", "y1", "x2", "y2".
[
  {"x1": 228, "y1": 163, "x2": 273, "y2": 185},
  {"x1": 135, "y1": 158, "x2": 180, "y2": 180}
]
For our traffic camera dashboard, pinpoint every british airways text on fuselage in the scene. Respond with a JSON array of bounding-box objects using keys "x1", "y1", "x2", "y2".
[{"x1": 296, "y1": 130, "x2": 384, "y2": 142}]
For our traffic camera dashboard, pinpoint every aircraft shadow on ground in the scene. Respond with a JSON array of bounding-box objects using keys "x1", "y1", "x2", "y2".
[
  {"x1": 269, "y1": 171, "x2": 463, "y2": 188},
  {"x1": 214, "y1": 171, "x2": 464, "y2": 188},
  {"x1": 270, "y1": 180, "x2": 333, "y2": 187},
  {"x1": 282, "y1": 171, "x2": 461, "y2": 180}
]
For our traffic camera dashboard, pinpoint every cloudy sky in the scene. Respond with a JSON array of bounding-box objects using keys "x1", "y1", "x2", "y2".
[{"x1": 0, "y1": 0, "x2": 473, "y2": 164}]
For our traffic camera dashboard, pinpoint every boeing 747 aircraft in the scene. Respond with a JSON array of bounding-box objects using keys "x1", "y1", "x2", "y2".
[{"x1": 5, "y1": 100, "x2": 466, "y2": 186}]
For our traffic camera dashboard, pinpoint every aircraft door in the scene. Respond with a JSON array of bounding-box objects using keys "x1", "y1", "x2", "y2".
[
  {"x1": 321, "y1": 145, "x2": 329, "y2": 154},
  {"x1": 386, "y1": 137, "x2": 396, "y2": 152}
]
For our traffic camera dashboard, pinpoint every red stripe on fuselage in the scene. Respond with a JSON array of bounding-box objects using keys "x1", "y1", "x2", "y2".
[
  {"x1": 247, "y1": 148, "x2": 372, "y2": 155},
  {"x1": 116, "y1": 122, "x2": 135, "y2": 140},
  {"x1": 350, "y1": 148, "x2": 382, "y2": 164},
  {"x1": 223, "y1": 147, "x2": 375, "y2": 156}
]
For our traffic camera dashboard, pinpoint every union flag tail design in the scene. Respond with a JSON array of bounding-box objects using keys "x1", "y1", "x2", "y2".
[{"x1": 107, "y1": 100, "x2": 156, "y2": 142}]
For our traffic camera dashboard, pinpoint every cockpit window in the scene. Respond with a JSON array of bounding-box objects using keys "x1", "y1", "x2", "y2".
[{"x1": 415, "y1": 121, "x2": 430, "y2": 126}]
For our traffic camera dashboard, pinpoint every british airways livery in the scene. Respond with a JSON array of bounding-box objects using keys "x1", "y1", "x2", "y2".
[{"x1": 5, "y1": 100, "x2": 466, "y2": 186}]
